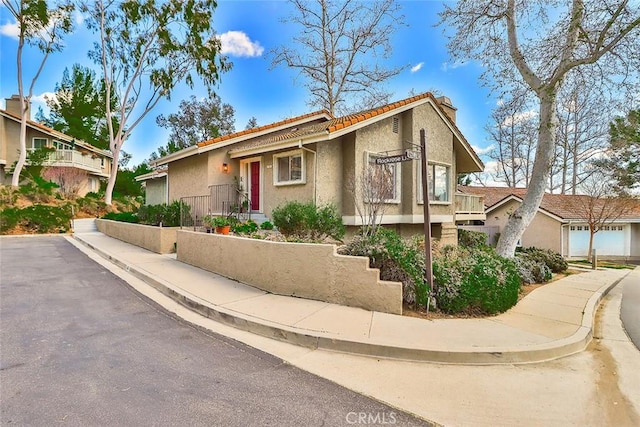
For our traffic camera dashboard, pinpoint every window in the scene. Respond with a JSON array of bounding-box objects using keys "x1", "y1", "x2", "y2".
[
  {"x1": 32, "y1": 137, "x2": 48, "y2": 149},
  {"x1": 273, "y1": 150, "x2": 304, "y2": 185},
  {"x1": 53, "y1": 140, "x2": 72, "y2": 150},
  {"x1": 570, "y1": 226, "x2": 576, "y2": 231},
  {"x1": 366, "y1": 153, "x2": 400, "y2": 203},
  {"x1": 417, "y1": 163, "x2": 450, "y2": 203}
]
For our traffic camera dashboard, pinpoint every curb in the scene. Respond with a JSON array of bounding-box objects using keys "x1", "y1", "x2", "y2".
[{"x1": 71, "y1": 234, "x2": 628, "y2": 365}]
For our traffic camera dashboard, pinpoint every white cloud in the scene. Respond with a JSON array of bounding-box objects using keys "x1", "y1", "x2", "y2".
[
  {"x1": 219, "y1": 31, "x2": 264, "y2": 57},
  {"x1": 410, "y1": 62, "x2": 424, "y2": 73},
  {"x1": 471, "y1": 144, "x2": 494, "y2": 156},
  {"x1": 440, "y1": 60, "x2": 467, "y2": 72},
  {"x1": 31, "y1": 92, "x2": 57, "y2": 114},
  {"x1": 0, "y1": 21, "x2": 19, "y2": 39},
  {"x1": 501, "y1": 110, "x2": 537, "y2": 127}
]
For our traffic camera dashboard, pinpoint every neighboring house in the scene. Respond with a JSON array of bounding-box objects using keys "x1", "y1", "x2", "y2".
[
  {"x1": 459, "y1": 186, "x2": 640, "y2": 261},
  {"x1": 135, "y1": 168, "x2": 168, "y2": 205},
  {"x1": 1, "y1": 95, "x2": 113, "y2": 196},
  {"x1": 152, "y1": 92, "x2": 485, "y2": 245}
]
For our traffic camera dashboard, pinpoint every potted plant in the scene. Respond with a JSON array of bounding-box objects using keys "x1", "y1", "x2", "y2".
[{"x1": 211, "y1": 216, "x2": 231, "y2": 235}]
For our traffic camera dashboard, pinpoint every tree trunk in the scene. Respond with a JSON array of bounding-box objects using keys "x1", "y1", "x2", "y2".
[
  {"x1": 496, "y1": 87, "x2": 558, "y2": 257},
  {"x1": 587, "y1": 228, "x2": 595, "y2": 262},
  {"x1": 12, "y1": 111, "x2": 28, "y2": 187},
  {"x1": 104, "y1": 141, "x2": 120, "y2": 205}
]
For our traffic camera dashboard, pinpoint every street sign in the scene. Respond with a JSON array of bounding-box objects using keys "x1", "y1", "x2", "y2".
[{"x1": 374, "y1": 150, "x2": 420, "y2": 164}]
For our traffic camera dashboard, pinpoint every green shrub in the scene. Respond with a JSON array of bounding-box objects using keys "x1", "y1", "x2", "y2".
[
  {"x1": 0, "y1": 205, "x2": 72, "y2": 234},
  {"x1": 458, "y1": 229, "x2": 488, "y2": 248},
  {"x1": 135, "y1": 201, "x2": 182, "y2": 226},
  {"x1": 516, "y1": 247, "x2": 567, "y2": 273},
  {"x1": 272, "y1": 201, "x2": 345, "y2": 242},
  {"x1": 514, "y1": 254, "x2": 553, "y2": 284},
  {"x1": 102, "y1": 211, "x2": 139, "y2": 223},
  {"x1": 232, "y1": 220, "x2": 258, "y2": 235},
  {"x1": 433, "y1": 246, "x2": 521, "y2": 315},
  {"x1": 260, "y1": 220, "x2": 274, "y2": 230}
]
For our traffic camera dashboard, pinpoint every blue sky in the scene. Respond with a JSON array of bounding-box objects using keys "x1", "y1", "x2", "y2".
[{"x1": 0, "y1": 0, "x2": 497, "y2": 168}]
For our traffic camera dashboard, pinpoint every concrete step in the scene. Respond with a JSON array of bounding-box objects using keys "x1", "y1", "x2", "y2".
[{"x1": 73, "y1": 218, "x2": 98, "y2": 233}]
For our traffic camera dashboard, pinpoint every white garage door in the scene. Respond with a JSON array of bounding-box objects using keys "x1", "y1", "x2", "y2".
[{"x1": 569, "y1": 224, "x2": 629, "y2": 257}]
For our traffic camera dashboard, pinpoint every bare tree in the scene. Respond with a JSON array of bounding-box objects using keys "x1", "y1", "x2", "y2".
[
  {"x1": 41, "y1": 166, "x2": 87, "y2": 198},
  {"x1": 4, "y1": 0, "x2": 75, "y2": 187},
  {"x1": 571, "y1": 171, "x2": 636, "y2": 261},
  {"x1": 486, "y1": 93, "x2": 537, "y2": 187},
  {"x1": 440, "y1": 1, "x2": 640, "y2": 257},
  {"x1": 272, "y1": 0, "x2": 406, "y2": 115},
  {"x1": 552, "y1": 73, "x2": 610, "y2": 194},
  {"x1": 83, "y1": 0, "x2": 230, "y2": 205},
  {"x1": 346, "y1": 161, "x2": 395, "y2": 237}
]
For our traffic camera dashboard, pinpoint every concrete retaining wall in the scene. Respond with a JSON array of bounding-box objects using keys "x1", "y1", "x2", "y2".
[
  {"x1": 176, "y1": 230, "x2": 403, "y2": 314},
  {"x1": 96, "y1": 219, "x2": 178, "y2": 254}
]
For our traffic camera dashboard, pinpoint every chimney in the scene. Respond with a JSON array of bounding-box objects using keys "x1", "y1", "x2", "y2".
[
  {"x1": 5, "y1": 95, "x2": 29, "y2": 119},
  {"x1": 436, "y1": 96, "x2": 456, "y2": 123}
]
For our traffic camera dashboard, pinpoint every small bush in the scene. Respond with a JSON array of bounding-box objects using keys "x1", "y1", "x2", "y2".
[
  {"x1": 260, "y1": 220, "x2": 274, "y2": 230},
  {"x1": 0, "y1": 205, "x2": 72, "y2": 234},
  {"x1": 135, "y1": 201, "x2": 182, "y2": 226},
  {"x1": 272, "y1": 201, "x2": 345, "y2": 242},
  {"x1": 516, "y1": 247, "x2": 567, "y2": 273},
  {"x1": 102, "y1": 211, "x2": 139, "y2": 223},
  {"x1": 232, "y1": 220, "x2": 259, "y2": 235},
  {"x1": 458, "y1": 229, "x2": 488, "y2": 248},
  {"x1": 433, "y1": 246, "x2": 521, "y2": 315},
  {"x1": 514, "y1": 255, "x2": 552, "y2": 284}
]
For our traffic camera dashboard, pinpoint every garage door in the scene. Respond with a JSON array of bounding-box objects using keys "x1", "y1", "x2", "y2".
[{"x1": 569, "y1": 224, "x2": 629, "y2": 257}]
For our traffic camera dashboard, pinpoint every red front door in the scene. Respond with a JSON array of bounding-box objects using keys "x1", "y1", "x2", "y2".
[{"x1": 250, "y1": 162, "x2": 260, "y2": 211}]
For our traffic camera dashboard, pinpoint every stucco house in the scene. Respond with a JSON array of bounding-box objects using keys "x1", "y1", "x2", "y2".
[
  {"x1": 135, "y1": 168, "x2": 168, "y2": 205},
  {"x1": 1, "y1": 95, "x2": 113, "y2": 196},
  {"x1": 152, "y1": 92, "x2": 485, "y2": 244},
  {"x1": 459, "y1": 186, "x2": 640, "y2": 261}
]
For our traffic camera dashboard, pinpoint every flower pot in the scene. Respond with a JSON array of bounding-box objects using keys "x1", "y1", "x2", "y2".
[{"x1": 215, "y1": 225, "x2": 231, "y2": 235}]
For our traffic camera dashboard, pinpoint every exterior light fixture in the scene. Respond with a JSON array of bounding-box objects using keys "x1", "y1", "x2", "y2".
[{"x1": 223, "y1": 163, "x2": 229, "y2": 173}]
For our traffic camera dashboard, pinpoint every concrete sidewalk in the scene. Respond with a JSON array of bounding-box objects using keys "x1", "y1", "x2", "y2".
[{"x1": 68, "y1": 232, "x2": 631, "y2": 364}]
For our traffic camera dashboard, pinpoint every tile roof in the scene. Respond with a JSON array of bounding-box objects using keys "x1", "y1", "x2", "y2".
[
  {"x1": 458, "y1": 186, "x2": 640, "y2": 220},
  {"x1": 0, "y1": 109, "x2": 112, "y2": 157},
  {"x1": 197, "y1": 110, "x2": 332, "y2": 148}
]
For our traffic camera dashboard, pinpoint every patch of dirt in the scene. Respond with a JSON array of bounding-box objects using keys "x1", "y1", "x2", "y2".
[{"x1": 403, "y1": 269, "x2": 585, "y2": 320}]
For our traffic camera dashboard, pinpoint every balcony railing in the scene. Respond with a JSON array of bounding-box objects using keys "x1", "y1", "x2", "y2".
[
  {"x1": 455, "y1": 193, "x2": 485, "y2": 214},
  {"x1": 28, "y1": 148, "x2": 104, "y2": 173}
]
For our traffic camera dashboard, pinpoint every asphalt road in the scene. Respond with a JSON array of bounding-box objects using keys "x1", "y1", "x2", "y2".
[
  {"x1": 0, "y1": 236, "x2": 430, "y2": 426},
  {"x1": 621, "y1": 268, "x2": 640, "y2": 351}
]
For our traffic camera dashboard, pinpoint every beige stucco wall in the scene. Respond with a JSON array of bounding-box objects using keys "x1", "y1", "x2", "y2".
[
  {"x1": 176, "y1": 230, "x2": 403, "y2": 314},
  {"x1": 168, "y1": 154, "x2": 209, "y2": 201},
  {"x1": 315, "y1": 141, "x2": 343, "y2": 210},
  {"x1": 631, "y1": 224, "x2": 640, "y2": 259},
  {"x1": 260, "y1": 148, "x2": 315, "y2": 217},
  {"x1": 486, "y1": 200, "x2": 563, "y2": 252},
  {"x1": 96, "y1": 219, "x2": 178, "y2": 254},
  {"x1": 145, "y1": 178, "x2": 167, "y2": 205}
]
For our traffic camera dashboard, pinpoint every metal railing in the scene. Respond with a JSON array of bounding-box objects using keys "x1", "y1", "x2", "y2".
[
  {"x1": 180, "y1": 195, "x2": 212, "y2": 230},
  {"x1": 180, "y1": 184, "x2": 253, "y2": 229},
  {"x1": 454, "y1": 193, "x2": 485, "y2": 214}
]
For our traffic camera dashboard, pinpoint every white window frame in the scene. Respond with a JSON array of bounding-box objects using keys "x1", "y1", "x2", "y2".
[
  {"x1": 417, "y1": 162, "x2": 451, "y2": 204},
  {"x1": 365, "y1": 152, "x2": 401, "y2": 204},
  {"x1": 31, "y1": 137, "x2": 48, "y2": 149},
  {"x1": 52, "y1": 140, "x2": 73, "y2": 150},
  {"x1": 273, "y1": 150, "x2": 305, "y2": 186}
]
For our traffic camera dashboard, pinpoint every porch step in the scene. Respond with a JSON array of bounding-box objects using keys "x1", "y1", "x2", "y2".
[{"x1": 73, "y1": 218, "x2": 98, "y2": 234}]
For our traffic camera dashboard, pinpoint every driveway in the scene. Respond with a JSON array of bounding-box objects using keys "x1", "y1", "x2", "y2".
[{"x1": 0, "y1": 236, "x2": 429, "y2": 426}]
